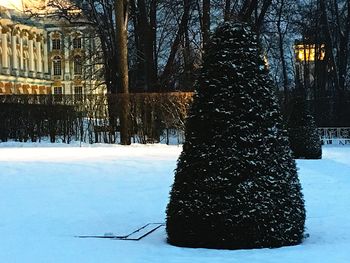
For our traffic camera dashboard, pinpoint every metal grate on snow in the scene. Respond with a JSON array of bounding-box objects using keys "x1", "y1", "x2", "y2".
[{"x1": 76, "y1": 223, "x2": 165, "y2": 241}]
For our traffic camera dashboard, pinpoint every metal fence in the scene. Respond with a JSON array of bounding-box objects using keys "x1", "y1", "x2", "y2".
[{"x1": 318, "y1": 127, "x2": 350, "y2": 145}]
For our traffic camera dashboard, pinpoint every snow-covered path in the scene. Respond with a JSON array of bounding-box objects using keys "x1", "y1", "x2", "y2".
[{"x1": 0, "y1": 143, "x2": 349, "y2": 262}]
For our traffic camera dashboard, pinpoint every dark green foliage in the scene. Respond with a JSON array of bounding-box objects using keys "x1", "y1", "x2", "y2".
[
  {"x1": 0, "y1": 102, "x2": 77, "y2": 143},
  {"x1": 287, "y1": 97, "x2": 322, "y2": 159},
  {"x1": 0, "y1": 94, "x2": 192, "y2": 144},
  {"x1": 166, "y1": 21, "x2": 306, "y2": 249}
]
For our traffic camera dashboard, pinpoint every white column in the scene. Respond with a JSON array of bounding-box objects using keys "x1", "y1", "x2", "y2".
[
  {"x1": 43, "y1": 37, "x2": 48, "y2": 73},
  {"x1": 12, "y1": 35, "x2": 18, "y2": 70},
  {"x1": 28, "y1": 37, "x2": 34, "y2": 72},
  {"x1": 64, "y1": 35, "x2": 70, "y2": 75},
  {"x1": 36, "y1": 40, "x2": 42, "y2": 73},
  {"x1": 0, "y1": 27, "x2": 2, "y2": 71},
  {"x1": 19, "y1": 37, "x2": 24, "y2": 70},
  {"x1": 2, "y1": 31, "x2": 9, "y2": 69},
  {"x1": 86, "y1": 35, "x2": 92, "y2": 79}
]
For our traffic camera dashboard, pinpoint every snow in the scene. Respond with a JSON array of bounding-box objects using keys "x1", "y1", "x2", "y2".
[{"x1": 0, "y1": 143, "x2": 350, "y2": 262}]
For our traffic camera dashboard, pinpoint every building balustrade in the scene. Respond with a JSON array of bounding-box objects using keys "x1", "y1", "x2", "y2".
[
  {"x1": 11, "y1": 69, "x2": 19, "y2": 76},
  {"x1": 28, "y1": 71, "x2": 36, "y2": 78},
  {"x1": 1, "y1": 68, "x2": 10, "y2": 75}
]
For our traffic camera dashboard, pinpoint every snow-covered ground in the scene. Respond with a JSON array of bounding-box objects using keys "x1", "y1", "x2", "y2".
[{"x1": 0, "y1": 143, "x2": 349, "y2": 263}]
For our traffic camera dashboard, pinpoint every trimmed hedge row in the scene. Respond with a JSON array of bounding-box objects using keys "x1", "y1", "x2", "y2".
[{"x1": 0, "y1": 93, "x2": 193, "y2": 144}]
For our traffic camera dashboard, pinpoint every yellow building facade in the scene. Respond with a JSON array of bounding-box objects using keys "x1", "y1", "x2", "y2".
[{"x1": 0, "y1": 5, "x2": 103, "y2": 95}]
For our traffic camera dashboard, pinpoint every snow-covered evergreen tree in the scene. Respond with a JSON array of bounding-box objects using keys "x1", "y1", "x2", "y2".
[
  {"x1": 166, "y1": 21, "x2": 306, "y2": 249},
  {"x1": 287, "y1": 97, "x2": 322, "y2": 159}
]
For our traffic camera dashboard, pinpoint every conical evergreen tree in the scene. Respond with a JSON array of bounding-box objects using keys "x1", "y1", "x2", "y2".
[
  {"x1": 166, "y1": 21, "x2": 306, "y2": 249},
  {"x1": 287, "y1": 97, "x2": 322, "y2": 159}
]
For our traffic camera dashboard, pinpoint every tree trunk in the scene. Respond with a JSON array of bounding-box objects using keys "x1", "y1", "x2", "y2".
[
  {"x1": 239, "y1": 0, "x2": 257, "y2": 22},
  {"x1": 224, "y1": 0, "x2": 231, "y2": 21},
  {"x1": 277, "y1": 0, "x2": 289, "y2": 104},
  {"x1": 132, "y1": 0, "x2": 158, "y2": 91},
  {"x1": 202, "y1": 0, "x2": 210, "y2": 50},
  {"x1": 319, "y1": 0, "x2": 340, "y2": 93},
  {"x1": 161, "y1": 0, "x2": 191, "y2": 87},
  {"x1": 150, "y1": 0, "x2": 158, "y2": 87},
  {"x1": 238, "y1": 0, "x2": 271, "y2": 32},
  {"x1": 335, "y1": 0, "x2": 350, "y2": 91},
  {"x1": 255, "y1": 0, "x2": 272, "y2": 30},
  {"x1": 115, "y1": 0, "x2": 131, "y2": 145}
]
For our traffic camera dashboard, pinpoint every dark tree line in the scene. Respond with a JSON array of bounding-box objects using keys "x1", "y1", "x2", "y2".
[
  {"x1": 28, "y1": 0, "x2": 350, "y2": 145},
  {"x1": 39, "y1": 1, "x2": 350, "y2": 96},
  {"x1": 266, "y1": 0, "x2": 350, "y2": 100},
  {"x1": 38, "y1": 0, "x2": 277, "y2": 94}
]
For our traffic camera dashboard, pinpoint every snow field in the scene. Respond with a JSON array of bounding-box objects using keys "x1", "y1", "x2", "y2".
[{"x1": 0, "y1": 143, "x2": 349, "y2": 262}]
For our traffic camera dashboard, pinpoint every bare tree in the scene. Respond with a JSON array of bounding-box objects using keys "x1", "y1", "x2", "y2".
[
  {"x1": 129, "y1": 0, "x2": 159, "y2": 91},
  {"x1": 160, "y1": 0, "x2": 193, "y2": 87},
  {"x1": 202, "y1": 0, "x2": 210, "y2": 49}
]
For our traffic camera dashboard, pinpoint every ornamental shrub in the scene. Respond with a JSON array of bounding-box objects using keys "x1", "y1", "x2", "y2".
[{"x1": 166, "y1": 21, "x2": 306, "y2": 249}]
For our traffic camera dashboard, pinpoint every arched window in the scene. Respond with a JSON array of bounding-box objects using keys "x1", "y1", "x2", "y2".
[
  {"x1": 74, "y1": 55, "x2": 82, "y2": 75},
  {"x1": 73, "y1": 37, "x2": 82, "y2": 49},
  {"x1": 53, "y1": 56, "x2": 62, "y2": 76}
]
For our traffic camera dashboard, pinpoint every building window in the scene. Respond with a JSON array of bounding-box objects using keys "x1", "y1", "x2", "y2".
[
  {"x1": 74, "y1": 86, "x2": 83, "y2": 95},
  {"x1": 53, "y1": 86, "x2": 63, "y2": 95},
  {"x1": 74, "y1": 86, "x2": 83, "y2": 100},
  {"x1": 53, "y1": 56, "x2": 62, "y2": 76},
  {"x1": 74, "y1": 86, "x2": 83, "y2": 101},
  {"x1": 295, "y1": 42, "x2": 325, "y2": 62},
  {"x1": 52, "y1": 39, "x2": 61, "y2": 50},
  {"x1": 73, "y1": 37, "x2": 82, "y2": 49},
  {"x1": 74, "y1": 55, "x2": 82, "y2": 75},
  {"x1": 53, "y1": 86, "x2": 63, "y2": 102}
]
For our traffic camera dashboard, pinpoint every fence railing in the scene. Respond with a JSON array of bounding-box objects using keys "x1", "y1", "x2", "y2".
[{"x1": 318, "y1": 127, "x2": 350, "y2": 145}]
